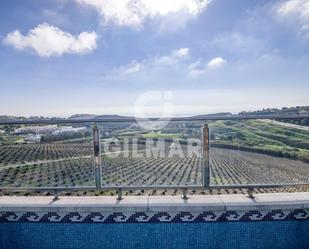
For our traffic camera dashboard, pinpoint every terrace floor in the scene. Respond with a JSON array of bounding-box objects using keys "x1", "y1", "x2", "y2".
[{"x1": 1, "y1": 192, "x2": 308, "y2": 213}]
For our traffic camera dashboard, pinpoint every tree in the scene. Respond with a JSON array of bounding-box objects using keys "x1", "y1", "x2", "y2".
[{"x1": 300, "y1": 118, "x2": 309, "y2": 126}]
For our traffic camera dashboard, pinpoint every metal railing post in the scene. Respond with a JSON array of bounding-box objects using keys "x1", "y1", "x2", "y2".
[
  {"x1": 248, "y1": 187, "x2": 254, "y2": 199},
  {"x1": 117, "y1": 188, "x2": 123, "y2": 201},
  {"x1": 53, "y1": 190, "x2": 60, "y2": 201},
  {"x1": 202, "y1": 124, "x2": 210, "y2": 187},
  {"x1": 181, "y1": 188, "x2": 189, "y2": 200},
  {"x1": 93, "y1": 125, "x2": 102, "y2": 189}
]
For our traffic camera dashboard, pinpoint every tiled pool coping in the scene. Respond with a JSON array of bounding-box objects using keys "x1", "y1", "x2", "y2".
[{"x1": 0, "y1": 192, "x2": 308, "y2": 223}]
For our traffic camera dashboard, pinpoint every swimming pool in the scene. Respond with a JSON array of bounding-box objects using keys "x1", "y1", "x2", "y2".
[
  {"x1": 1, "y1": 193, "x2": 309, "y2": 249},
  {"x1": 1, "y1": 221, "x2": 309, "y2": 249}
]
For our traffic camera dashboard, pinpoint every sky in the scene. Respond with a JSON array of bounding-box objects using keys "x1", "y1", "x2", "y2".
[{"x1": 0, "y1": 0, "x2": 308, "y2": 117}]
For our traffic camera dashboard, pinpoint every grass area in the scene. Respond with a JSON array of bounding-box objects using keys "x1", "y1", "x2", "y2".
[
  {"x1": 209, "y1": 120, "x2": 309, "y2": 162},
  {"x1": 114, "y1": 130, "x2": 144, "y2": 138},
  {"x1": 0, "y1": 134, "x2": 24, "y2": 144},
  {"x1": 142, "y1": 131, "x2": 181, "y2": 139}
]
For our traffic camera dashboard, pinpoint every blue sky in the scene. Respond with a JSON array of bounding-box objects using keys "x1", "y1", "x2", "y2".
[{"x1": 0, "y1": 0, "x2": 308, "y2": 117}]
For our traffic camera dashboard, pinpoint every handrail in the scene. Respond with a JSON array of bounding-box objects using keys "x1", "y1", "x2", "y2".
[
  {"x1": 0, "y1": 113, "x2": 308, "y2": 125},
  {"x1": 0, "y1": 183, "x2": 309, "y2": 192}
]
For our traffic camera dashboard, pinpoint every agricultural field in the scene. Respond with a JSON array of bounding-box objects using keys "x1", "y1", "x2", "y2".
[
  {"x1": 101, "y1": 152, "x2": 202, "y2": 186},
  {"x1": 0, "y1": 119, "x2": 309, "y2": 195},
  {"x1": 0, "y1": 143, "x2": 308, "y2": 194},
  {"x1": 0, "y1": 143, "x2": 202, "y2": 188},
  {"x1": 0, "y1": 158, "x2": 95, "y2": 188},
  {"x1": 0, "y1": 144, "x2": 92, "y2": 167},
  {"x1": 210, "y1": 148, "x2": 309, "y2": 185},
  {"x1": 209, "y1": 119, "x2": 309, "y2": 162}
]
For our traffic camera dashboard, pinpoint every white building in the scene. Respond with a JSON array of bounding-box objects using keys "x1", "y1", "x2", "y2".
[
  {"x1": 15, "y1": 125, "x2": 87, "y2": 135},
  {"x1": 24, "y1": 135, "x2": 41, "y2": 143},
  {"x1": 52, "y1": 126, "x2": 87, "y2": 135},
  {"x1": 15, "y1": 125, "x2": 58, "y2": 134}
]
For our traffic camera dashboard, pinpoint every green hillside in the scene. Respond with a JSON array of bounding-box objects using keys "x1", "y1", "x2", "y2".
[{"x1": 209, "y1": 120, "x2": 309, "y2": 162}]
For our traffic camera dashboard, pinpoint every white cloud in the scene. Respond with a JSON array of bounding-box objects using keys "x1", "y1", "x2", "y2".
[
  {"x1": 109, "y1": 49, "x2": 226, "y2": 80},
  {"x1": 188, "y1": 57, "x2": 227, "y2": 76},
  {"x1": 3, "y1": 23, "x2": 97, "y2": 57},
  {"x1": 118, "y1": 60, "x2": 145, "y2": 74},
  {"x1": 75, "y1": 0, "x2": 211, "y2": 28},
  {"x1": 105, "y1": 47, "x2": 190, "y2": 79},
  {"x1": 172, "y1": 47, "x2": 189, "y2": 58},
  {"x1": 299, "y1": 23, "x2": 309, "y2": 39},
  {"x1": 154, "y1": 47, "x2": 190, "y2": 66},
  {"x1": 188, "y1": 59, "x2": 206, "y2": 76},
  {"x1": 211, "y1": 32, "x2": 266, "y2": 56},
  {"x1": 277, "y1": 0, "x2": 309, "y2": 20},
  {"x1": 207, "y1": 57, "x2": 227, "y2": 70},
  {"x1": 276, "y1": 0, "x2": 309, "y2": 39}
]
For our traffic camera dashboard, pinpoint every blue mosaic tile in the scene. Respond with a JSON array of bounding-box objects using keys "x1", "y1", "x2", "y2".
[{"x1": 1, "y1": 221, "x2": 309, "y2": 249}]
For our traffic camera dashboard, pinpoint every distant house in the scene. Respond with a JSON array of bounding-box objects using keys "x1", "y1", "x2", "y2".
[
  {"x1": 51, "y1": 126, "x2": 87, "y2": 135},
  {"x1": 14, "y1": 125, "x2": 87, "y2": 136},
  {"x1": 15, "y1": 125, "x2": 58, "y2": 135},
  {"x1": 0, "y1": 129, "x2": 5, "y2": 134},
  {"x1": 24, "y1": 135, "x2": 41, "y2": 144}
]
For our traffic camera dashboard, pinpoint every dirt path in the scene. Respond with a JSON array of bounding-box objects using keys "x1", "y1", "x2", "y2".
[
  {"x1": 0, "y1": 149, "x2": 150, "y2": 171},
  {"x1": 261, "y1": 119, "x2": 309, "y2": 131}
]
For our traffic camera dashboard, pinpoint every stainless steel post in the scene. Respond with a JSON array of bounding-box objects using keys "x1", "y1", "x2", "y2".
[
  {"x1": 93, "y1": 125, "x2": 102, "y2": 189},
  {"x1": 117, "y1": 188, "x2": 123, "y2": 201},
  {"x1": 53, "y1": 190, "x2": 60, "y2": 201},
  {"x1": 181, "y1": 188, "x2": 188, "y2": 200},
  {"x1": 248, "y1": 187, "x2": 254, "y2": 199},
  {"x1": 202, "y1": 124, "x2": 210, "y2": 187}
]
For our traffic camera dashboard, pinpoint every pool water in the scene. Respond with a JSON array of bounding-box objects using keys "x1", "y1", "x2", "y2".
[{"x1": 1, "y1": 220, "x2": 309, "y2": 249}]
